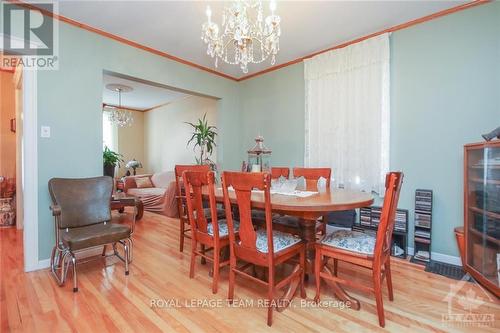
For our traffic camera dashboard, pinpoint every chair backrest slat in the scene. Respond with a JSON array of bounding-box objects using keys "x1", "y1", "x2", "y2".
[
  {"x1": 270, "y1": 167, "x2": 290, "y2": 179},
  {"x1": 48, "y1": 176, "x2": 113, "y2": 229},
  {"x1": 374, "y1": 172, "x2": 404, "y2": 262},
  {"x1": 183, "y1": 171, "x2": 219, "y2": 237},
  {"x1": 293, "y1": 167, "x2": 331, "y2": 187},
  {"x1": 222, "y1": 171, "x2": 273, "y2": 256},
  {"x1": 174, "y1": 165, "x2": 211, "y2": 217}
]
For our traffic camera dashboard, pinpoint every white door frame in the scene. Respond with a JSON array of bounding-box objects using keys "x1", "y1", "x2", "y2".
[
  {"x1": 1, "y1": 33, "x2": 40, "y2": 272},
  {"x1": 22, "y1": 66, "x2": 38, "y2": 272}
]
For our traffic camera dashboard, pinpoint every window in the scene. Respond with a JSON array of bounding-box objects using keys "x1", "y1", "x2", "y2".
[{"x1": 304, "y1": 33, "x2": 390, "y2": 194}]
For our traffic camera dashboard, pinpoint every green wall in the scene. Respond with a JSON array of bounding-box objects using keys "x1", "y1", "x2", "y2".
[
  {"x1": 34, "y1": 21, "x2": 241, "y2": 260},
  {"x1": 238, "y1": 2, "x2": 500, "y2": 258},
  {"x1": 239, "y1": 63, "x2": 305, "y2": 167},
  {"x1": 390, "y1": 2, "x2": 499, "y2": 257},
  {"x1": 4, "y1": 2, "x2": 499, "y2": 261}
]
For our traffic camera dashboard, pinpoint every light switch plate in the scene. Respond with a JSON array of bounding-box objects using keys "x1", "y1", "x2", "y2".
[{"x1": 41, "y1": 126, "x2": 51, "y2": 138}]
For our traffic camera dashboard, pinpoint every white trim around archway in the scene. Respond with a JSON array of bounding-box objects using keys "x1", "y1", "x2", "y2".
[
  {"x1": 22, "y1": 66, "x2": 39, "y2": 272},
  {"x1": 1, "y1": 33, "x2": 40, "y2": 272}
]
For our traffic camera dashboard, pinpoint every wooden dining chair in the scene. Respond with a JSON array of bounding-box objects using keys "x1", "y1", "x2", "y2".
[
  {"x1": 174, "y1": 164, "x2": 225, "y2": 253},
  {"x1": 314, "y1": 172, "x2": 403, "y2": 327},
  {"x1": 251, "y1": 167, "x2": 289, "y2": 224},
  {"x1": 183, "y1": 170, "x2": 236, "y2": 294},
  {"x1": 221, "y1": 171, "x2": 306, "y2": 326},
  {"x1": 274, "y1": 167, "x2": 332, "y2": 235},
  {"x1": 270, "y1": 167, "x2": 290, "y2": 179},
  {"x1": 292, "y1": 167, "x2": 331, "y2": 187}
]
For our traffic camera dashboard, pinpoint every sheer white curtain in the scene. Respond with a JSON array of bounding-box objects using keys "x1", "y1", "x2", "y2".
[{"x1": 304, "y1": 33, "x2": 390, "y2": 194}]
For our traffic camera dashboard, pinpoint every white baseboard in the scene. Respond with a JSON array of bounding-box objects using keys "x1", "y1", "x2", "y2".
[
  {"x1": 34, "y1": 247, "x2": 462, "y2": 271},
  {"x1": 407, "y1": 247, "x2": 462, "y2": 266},
  {"x1": 37, "y1": 259, "x2": 50, "y2": 270}
]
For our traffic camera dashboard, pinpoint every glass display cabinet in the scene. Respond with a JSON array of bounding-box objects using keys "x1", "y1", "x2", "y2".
[
  {"x1": 464, "y1": 140, "x2": 500, "y2": 297},
  {"x1": 247, "y1": 136, "x2": 271, "y2": 172}
]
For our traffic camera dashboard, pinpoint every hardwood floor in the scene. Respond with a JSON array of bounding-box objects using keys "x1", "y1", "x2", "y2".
[{"x1": 1, "y1": 210, "x2": 499, "y2": 332}]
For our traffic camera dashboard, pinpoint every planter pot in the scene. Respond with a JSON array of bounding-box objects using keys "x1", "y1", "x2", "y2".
[{"x1": 103, "y1": 164, "x2": 115, "y2": 178}]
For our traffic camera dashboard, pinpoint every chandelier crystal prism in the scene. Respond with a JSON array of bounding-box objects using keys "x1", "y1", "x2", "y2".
[
  {"x1": 104, "y1": 84, "x2": 134, "y2": 128},
  {"x1": 201, "y1": 0, "x2": 281, "y2": 74}
]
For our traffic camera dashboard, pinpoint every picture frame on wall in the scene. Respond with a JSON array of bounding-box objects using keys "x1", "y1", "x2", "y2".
[{"x1": 10, "y1": 118, "x2": 15, "y2": 133}]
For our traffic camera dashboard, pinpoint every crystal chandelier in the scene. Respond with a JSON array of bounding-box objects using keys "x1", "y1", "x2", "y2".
[
  {"x1": 201, "y1": 0, "x2": 281, "y2": 73},
  {"x1": 103, "y1": 84, "x2": 134, "y2": 127}
]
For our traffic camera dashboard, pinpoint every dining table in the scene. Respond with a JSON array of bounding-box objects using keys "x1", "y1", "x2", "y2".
[{"x1": 207, "y1": 184, "x2": 374, "y2": 309}]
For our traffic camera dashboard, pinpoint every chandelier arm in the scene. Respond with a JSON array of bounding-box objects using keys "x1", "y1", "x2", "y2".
[{"x1": 201, "y1": 0, "x2": 280, "y2": 72}]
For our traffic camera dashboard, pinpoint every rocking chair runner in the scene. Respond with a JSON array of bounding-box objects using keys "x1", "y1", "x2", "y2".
[
  {"x1": 221, "y1": 171, "x2": 307, "y2": 326},
  {"x1": 314, "y1": 172, "x2": 404, "y2": 327},
  {"x1": 48, "y1": 176, "x2": 133, "y2": 292}
]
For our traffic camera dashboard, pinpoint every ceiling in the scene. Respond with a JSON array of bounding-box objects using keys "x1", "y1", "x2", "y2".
[
  {"x1": 55, "y1": 1, "x2": 468, "y2": 79},
  {"x1": 102, "y1": 74, "x2": 188, "y2": 110}
]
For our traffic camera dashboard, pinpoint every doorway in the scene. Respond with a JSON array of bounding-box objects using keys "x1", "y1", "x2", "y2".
[
  {"x1": 102, "y1": 71, "x2": 219, "y2": 179},
  {"x1": 0, "y1": 49, "x2": 38, "y2": 272},
  {"x1": 0, "y1": 59, "x2": 22, "y2": 230}
]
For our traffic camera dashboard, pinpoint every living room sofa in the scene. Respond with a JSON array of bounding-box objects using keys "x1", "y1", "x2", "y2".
[{"x1": 123, "y1": 171, "x2": 178, "y2": 217}]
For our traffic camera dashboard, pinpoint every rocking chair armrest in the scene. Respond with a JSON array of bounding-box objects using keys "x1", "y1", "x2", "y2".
[{"x1": 50, "y1": 205, "x2": 62, "y2": 216}]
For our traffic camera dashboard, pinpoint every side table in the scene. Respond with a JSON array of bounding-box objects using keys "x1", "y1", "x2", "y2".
[{"x1": 111, "y1": 194, "x2": 144, "y2": 221}]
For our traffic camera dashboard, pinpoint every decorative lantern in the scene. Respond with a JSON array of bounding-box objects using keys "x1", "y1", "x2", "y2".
[{"x1": 247, "y1": 136, "x2": 272, "y2": 172}]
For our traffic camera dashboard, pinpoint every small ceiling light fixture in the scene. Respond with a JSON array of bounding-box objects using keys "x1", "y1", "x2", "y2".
[
  {"x1": 104, "y1": 83, "x2": 134, "y2": 127},
  {"x1": 201, "y1": 0, "x2": 281, "y2": 73}
]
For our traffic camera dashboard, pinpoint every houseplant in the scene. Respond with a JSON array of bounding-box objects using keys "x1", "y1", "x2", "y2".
[
  {"x1": 103, "y1": 146, "x2": 123, "y2": 178},
  {"x1": 186, "y1": 113, "x2": 217, "y2": 168}
]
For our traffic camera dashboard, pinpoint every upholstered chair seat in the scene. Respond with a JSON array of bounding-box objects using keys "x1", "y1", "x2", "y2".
[
  {"x1": 273, "y1": 215, "x2": 324, "y2": 237},
  {"x1": 273, "y1": 215, "x2": 300, "y2": 228},
  {"x1": 255, "y1": 229, "x2": 301, "y2": 253},
  {"x1": 207, "y1": 220, "x2": 240, "y2": 237},
  {"x1": 251, "y1": 210, "x2": 280, "y2": 222},
  {"x1": 321, "y1": 229, "x2": 376, "y2": 255},
  {"x1": 195, "y1": 207, "x2": 226, "y2": 220},
  {"x1": 61, "y1": 223, "x2": 131, "y2": 251}
]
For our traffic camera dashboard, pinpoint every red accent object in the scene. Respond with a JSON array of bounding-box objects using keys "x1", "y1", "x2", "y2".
[{"x1": 116, "y1": 180, "x2": 125, "y2": 191}]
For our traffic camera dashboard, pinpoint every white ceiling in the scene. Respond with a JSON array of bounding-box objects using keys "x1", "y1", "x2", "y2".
[
  {"x1": 57, "y1": 1, "x2": 467, "y2": 79},
  {"x1": 102, "y1": 73, "x2": 188, "y2": 110}
]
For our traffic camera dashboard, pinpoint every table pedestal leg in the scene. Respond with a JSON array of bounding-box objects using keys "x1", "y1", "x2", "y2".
[{"x1": 298, "y1": 218, "x2": 318, "y2": 278}]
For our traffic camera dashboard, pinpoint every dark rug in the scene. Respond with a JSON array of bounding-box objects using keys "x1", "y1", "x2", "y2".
[{"x1": 425, "y1": 260, "x2": 468, "y2": 280}]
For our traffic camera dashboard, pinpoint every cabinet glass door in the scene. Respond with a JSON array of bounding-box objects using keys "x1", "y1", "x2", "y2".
[{"x1": 467, "y1": 146, "x2": 500, "y2": 288}]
